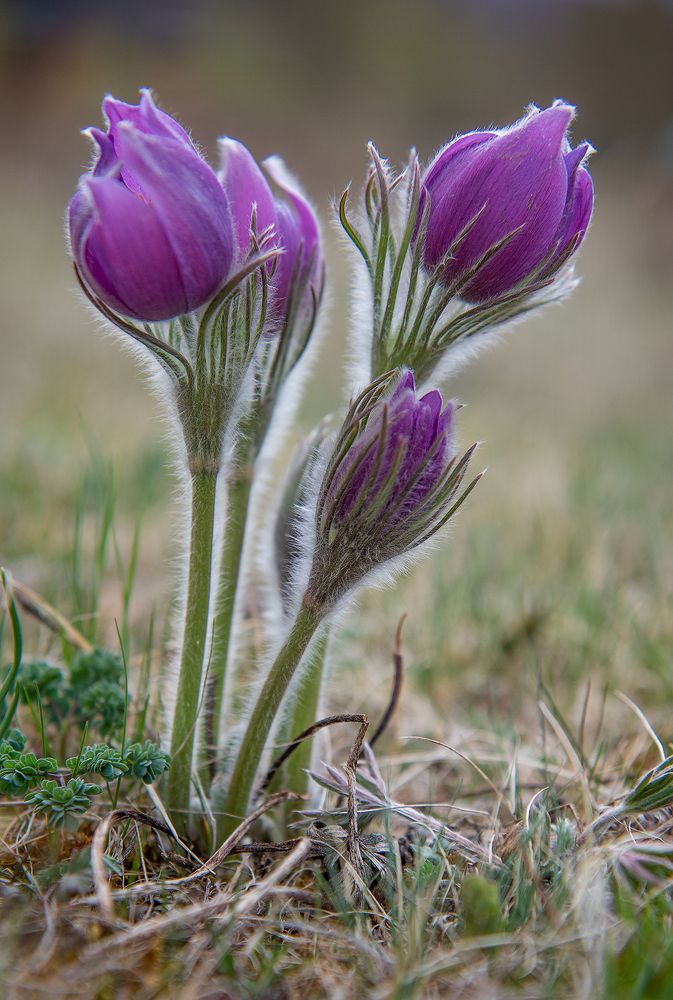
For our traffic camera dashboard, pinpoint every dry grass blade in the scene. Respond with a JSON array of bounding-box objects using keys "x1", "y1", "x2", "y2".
[
  {"x1": 538, "y1": 701, "x2": 595, "y2": 823},
  {"x1": 615, "y1": 690, "x2": 666, "y2": 763},
  {"x1": 11, "y1": 577, "x2": 94, "y2": 653},
  {"x1": 91, "y1": 808, "x2": 174, "y2": 922},
  {"x1": 405, "y1": 734, "x2": 516, "y2": 825},
  {"x1": 81, "y1": 838, "x2": 312, "y2": 960},
  {"x1": 81, "y1": 790, "x2": 305, "y2": 908},
  {"x1": 195, "y1": 790, "x2": 306, "y2": 877},
  {"x1": 227, "y1": 837, "x2": 312, "y2": 920}
]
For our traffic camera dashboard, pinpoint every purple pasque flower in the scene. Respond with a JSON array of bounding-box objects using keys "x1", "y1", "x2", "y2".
[
  {"x1": 218, "y1": 141, "x2": 323, "y2": 325},
  {"x1": 421, "y1": 101, "x2": 594, "y2": 302},
  {"x1": 332, "y1": 370, "x2": 454, "y2": 524},
  {"x1": 69, "y1": 89, "x2": 233, "y2": 322},
  {"x1": 263, "y1": 157, "x2": 323, "y2": 320},
  {"x1": 218, "y1": 137, "x2": 278, "y2": 258},
  {"x1": 306, "y1": 370, "x2": 477, "y2": 610}
]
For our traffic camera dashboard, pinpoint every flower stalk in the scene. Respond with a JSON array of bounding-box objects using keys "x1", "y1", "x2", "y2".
[
  {"x1": 203, "y1": 154, "x2": 325, "y2": 785},
  {"x1": 282, "y1": 625, "x2": 330, "y2": 798},
  {"x1": 165, "y1": 467, "x2": 218, "y2": 831},
  {"x1": 218, "y1": 601, "x2": 324, "y2": 842},
  {"x1": 263, "y1": 625, "x2": 330, "y2": 838},
  {"x1": 201, "y1": 439, "x2": 254, "y2": 782}
]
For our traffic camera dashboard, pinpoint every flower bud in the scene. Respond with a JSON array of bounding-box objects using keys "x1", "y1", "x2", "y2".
[
  {"x1": 218, "y1": 137, "x2": 278, "y2": 260},
  {"x1": 421, "y1": 101, "x2": 594, "y2": 302},
  {"x1": 263, "y1": 156, "x2": 323, "y2": 320},
  {"x1": 217, "y1": 146, "x2": 323, "y2": 331},
  {"x1": 306, "y1": 370, "x2": 478, "y2": 609},
  {"x1": 68, "y1": 89, "x2": 234, "y2": 321}
]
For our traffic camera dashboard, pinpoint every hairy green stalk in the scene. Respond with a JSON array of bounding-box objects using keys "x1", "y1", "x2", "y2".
[
  {"x1": 283, "y1": 625, "x2": 330, "y2": 796},
  {"x1": 218, "y1": 602, "x2": 324, "y2": 843},
  {"x1": 200, "y1": 442, "x2": 254, "y2": 787},
  {"x1": 165, "y1": 468, "x2": 218, "y2": 834},
  {"x1": 271, "y1": 625, "x2": 330, "y2": 837}
]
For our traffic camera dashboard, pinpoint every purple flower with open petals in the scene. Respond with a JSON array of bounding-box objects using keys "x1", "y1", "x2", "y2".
[
  {"x1": 68, "y1": 89, "x2": 233, "y2": 322},
  {"x1": 307, "y1": 370, "x2": 477, "y2": 609},
  {"x1": 421, "y1": 101, "x2": 594, "y2": 302}
]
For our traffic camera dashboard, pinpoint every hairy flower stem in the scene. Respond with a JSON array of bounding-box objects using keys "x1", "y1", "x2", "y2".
[
  {"x1": 165, "y1": 468, "x2": 218, "y2": 834},
  {"x1": 272, "y1": 626, "x2": 330, "y2": 836},
  {"x1": 218, "y1": 602, "x2": 324, "y2": 844},
  {"x1": 200, "y1": 449, "x2": 254, "y2": 789},
  {"x1": 283, "y1": 626, "x2": 330, "y2": 795}
]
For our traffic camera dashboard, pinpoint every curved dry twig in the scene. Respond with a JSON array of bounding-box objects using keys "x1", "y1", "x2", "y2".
[
  {"x1": 259, "y1": 713, "x2": 369, "y2": 795},
  {"x1": 370, "y1": 613, "x2": 406, "y2": 747},
  {"x1": 344, "y1": 716, "x2": 369, "y2": 879}
]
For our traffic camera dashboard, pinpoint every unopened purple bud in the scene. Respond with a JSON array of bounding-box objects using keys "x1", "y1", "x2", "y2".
[
  {"x1": 546, "y1": 143, "x2": 594, "y2": 271},
  {"x1": 263, "y1": 157, "x2": 323, "y2": 320},
  {"x1": 218, "y1": 137, "x2": 278, "y2": 260},
  {"x1": 421, "y1": 101, "x2": 594, "y2": 302},
  {"x1": 307, "y1": 370, "x2": 477, "y2": 609},
  {"x1": 333, "y1": 371, "x2": 454, "y2": 526},
  {"x1": 68, "y1": 90, "x2": 234, "y2": 322},
  {"x1": 103, "y1": 88, "x2": 195, "y2": 148}
]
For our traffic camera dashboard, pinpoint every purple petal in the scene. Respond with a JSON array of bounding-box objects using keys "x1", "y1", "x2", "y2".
[
  {"x1": 338, "y1": 393, "x2": 410, "y2": 515},
  {"x1": 218, "y1": 137, "x2": 278, "y2": 259},
  {"x1": 403, "y1": 394, "x2": 442, "y2": 480},
  {"x1": 436, "y1": 400, "x2": 455, "y2": 439},
  {"x1": 68, "y1": 187, "x2": 94, "y2": 260},
  {"x1": 271, "y1": 202, "x2": 301, "y2": 306},
  {"x1": 424, "y1": 130, "x2": 497, "y2": 181},
  {"x1": 102, "y1": 91, "x2": 196, "y2": 199},
  {"x1": 418, "y1": 131, "x2": 495, "y2": 240},
  {"x1": 566, "y1": 167, "x2": 594, "y2": 246},
  {"x1": 393, "y1": 370, "x2": 417, "y2": 397},
  {"x1": 112, "y1": 125, "x2": 233, "y2": 312},
  {"x1": 422, "y1": 131, "x2": 496, "y2": 202},
  {"x1": 103, "y1": 89, "x2": 194, "y2": 148},
  {"x1": 563, "y1": 140, "x2": 590, "y2": 178},
  {"x1": 547, "y1": 149, "x2": 594, "y2": 267},
  {"x1": 77, "y1": 176, "x2": 189, "y2": 320},
  {"x1": 423, "y1": 103, "x2": 577, "y2": 301},
  {"x1": 264, "y1": 157, "x2": 320, "y2": 260},
  {"x1": 85, "y1": 127, "x2": 119, "y2": 177},
  {"x1": 333, "y1": 372, "x2": 458, "y2": 526},
  {"x1": 264, "y1": 156, "x2": 322, "y2": 308},
  {"x1": 323, "y1": 371, "x2": 464, "y2": 564},
  {"x1": 418, "y1": 389, "x2": 442, "y2": 427}
]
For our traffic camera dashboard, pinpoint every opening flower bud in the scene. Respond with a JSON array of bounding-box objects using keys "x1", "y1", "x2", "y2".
[
  {"x1": 421, "y1": 101, "x2": 594, "y2": 302},
  {"x1": 217, "y1": 144, "x2": 324, "y2": 333},
  {"x1": 306, "y1": 370, "x2": 479, "y2": 610},
  {"x1": 263, "y1": 156, "x2": 324, "y2": 327},
  {"x1": 218, "y1": 137, "x2": 278, "y2": 260},
  {"x1": 68, "y1": 89, "x2": 234, "y2": 321}
]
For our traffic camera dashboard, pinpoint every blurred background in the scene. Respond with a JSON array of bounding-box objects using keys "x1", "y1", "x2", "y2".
[{"x1": 0, "y1": 0, "x2": 671, "y2": 732}]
